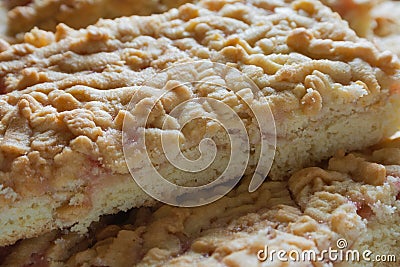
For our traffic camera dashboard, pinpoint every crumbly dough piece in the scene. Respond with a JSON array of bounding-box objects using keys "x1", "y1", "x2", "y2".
[
  {"x1": 320, "y1": 0, "x2": 400, "y2": 57},
  {"x1": 0, "y1": 0, "x2": 400, "y2": 246},
  {"x1": 288, "y1": 137, "x2": 400, "y2": 267},
  {"x1": 320, "y1": 0, "x2": 381, "y2": 38},
  {"x1": 2, "y1": 138, "x2": 400, "y2": 266},
  {"x1": 370, "y1": 1, "x2": 400, "y2": 57},
  {"x1": 5, "y1": 0, "x2": 194, "y2": 35}
]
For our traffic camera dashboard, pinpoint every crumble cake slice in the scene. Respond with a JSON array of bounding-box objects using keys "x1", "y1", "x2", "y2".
[
  {"x1": 2, "y1": 138, "x2": 400, "y2": 266},
  {"x1": 2, "y1": 0, "x2": 395, "y2": 39},
  {"x1": 0, "y1": 180, "x2": 345, "y2": 267},
  {"x1": 0, "y1": 0, "x2": 400, "y2": 246},
  {"x1": 4, "y1": 0, "x2": 194, "y2": 35},
  {"x1": 0, "y1": 2, "x2": 8, "y2": 41},
  {"x1": 5, "y1": 0, "x2": 400, "y2": 53}
]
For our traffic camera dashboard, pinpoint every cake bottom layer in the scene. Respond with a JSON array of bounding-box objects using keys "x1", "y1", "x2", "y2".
[{"x1": 1, "y1": 97, "x2": 399, "y2": 247}]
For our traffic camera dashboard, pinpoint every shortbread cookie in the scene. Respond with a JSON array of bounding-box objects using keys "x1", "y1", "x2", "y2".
[
  {"x1": 2, "y1": 138, "x2": 400, "y2": 266},
  {"x1": 1, "y1": 0, "x2": 400, "y2": 246},
  {"x1": 4, "y1": 0, "x2": 193, "y2": 35}
]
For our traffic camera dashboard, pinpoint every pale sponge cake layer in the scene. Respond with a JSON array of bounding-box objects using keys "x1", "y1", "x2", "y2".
[{"x1": 0, "y1": 0, "x2": 399, "y2": 246}]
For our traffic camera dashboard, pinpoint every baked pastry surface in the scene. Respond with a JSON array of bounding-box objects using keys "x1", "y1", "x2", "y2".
[
  {"x1": 4, "y1": 0, "x2": 193, "y2": 35},
  {"x1": 321, "y1": 0, "x2": 400, "y2": 57},
  {"x1": 5, "y1": 0, "x2": 400, "y2": 59},
  {"x1": 1, "y1": 137, "x2": 399, "y2": 266},
  {"x1": 0, "y1": 0, "x2": 399, "y2": 246},
  {"x1": 371, "y1": 1, "x2": 400, "y2": 57}
]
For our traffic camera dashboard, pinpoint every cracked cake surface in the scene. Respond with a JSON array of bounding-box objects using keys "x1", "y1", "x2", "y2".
[
  {"x1": 0, "y1": 0, "x2": 399, "y2": 247},
  {"x1": 1, "y1": 137, "x2": 399, "y2": 266}
]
